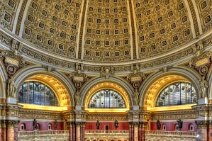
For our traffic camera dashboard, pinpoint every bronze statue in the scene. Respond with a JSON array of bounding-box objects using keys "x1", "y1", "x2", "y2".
[
  {"x1": 33, "y1": 119, "x2": 37, "y2": 130},
  {"x1": 96, "y1": 120, "x2": 100, "y2": 129},
  {"x1": 176, "y1": 119, "x2": 183, "y2": 131},
  {"x1": 54, "y1": 119, "x2": 58, "y2": 129},
  {"x1": 156, "y1": 120, "x2": 161, "y2": 130},
  {"x1": 114, "y1": 119, "x2": 119, "y2": 129}
]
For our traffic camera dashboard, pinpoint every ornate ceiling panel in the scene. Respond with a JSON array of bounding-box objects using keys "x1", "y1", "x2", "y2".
[
  {"x1": 195, "y1": 0, "x2": 212, "y2": 32},
  {"x1": 134, "y1": 0, "x2": 193, "y2": 59},
  {"x1": 83, "y1": 0, "x2": 132, "y2": 62},
  {"x1": 22, "y1": 0, "x2": 83, "y2": 59},
  {"x1": 0, "y1": 0, "x2": 211, "y2": 73},
  {"x1": 0, "y1": 0, "x2": 20, "y2": 31}
]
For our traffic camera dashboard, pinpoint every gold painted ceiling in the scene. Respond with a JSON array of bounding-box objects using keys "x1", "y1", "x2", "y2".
[{"x1": 0, "y1": 0, "x2": 212, "y2": 72}]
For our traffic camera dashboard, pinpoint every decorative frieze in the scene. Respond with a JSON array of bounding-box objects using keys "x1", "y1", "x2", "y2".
[
  {"x1": 86, "y1": 113, "x2": 128, "y2": 121},
  {"x1": 152, "y1": 110, "x2": 196, "y2": 120}
]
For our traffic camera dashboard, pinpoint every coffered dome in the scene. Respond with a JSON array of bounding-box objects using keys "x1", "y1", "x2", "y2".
[{"x1": 0, "y1": 0, "x2": 212, "y2": 73}]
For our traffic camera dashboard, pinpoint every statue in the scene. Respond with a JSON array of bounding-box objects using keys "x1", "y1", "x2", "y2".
[
  {"x1": 156, "y1": 120, "x2": 161, "y2": 130},
  {"x1": 96, "y1": 120, "x2": 100, "y2": 130},
  {"x1": 176, "y1": 119, "x2": 183, "y2": 131},
  {"x1": 54, "y1": 119, "x2": 58, "y2": 129},
  {"x1": 33, "y1": 119, "x2": 37, "y2": 130},
  {"x1": 200, "y1": 76, "x2": 208, "y2": 98},
  {"x1": 75, "y1": 91, "x2": 81, "y2": 106},
  {"x1": 7, "y1": 79, "x2": 16, "y2": 97},
  {"x1": 114, "y1": 119, "x2": 119, "y2": 129},
  {"x1": 133, "y1": 89, "x2": 139, "y2": 105}
]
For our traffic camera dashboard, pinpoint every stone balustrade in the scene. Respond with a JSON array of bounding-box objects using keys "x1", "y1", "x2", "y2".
[
  {"x1": 85, "y1": 130, "x2": 129, "y2": 134},
  {"x1": 85, "y1": 130, "x2": 129, "y2": 140},
  {"x1": 145, "y1": 130, "x2": 197, "y2": 141},
  {"x1": 18, "y1": 130, "x2": 69, "y2": 141}
]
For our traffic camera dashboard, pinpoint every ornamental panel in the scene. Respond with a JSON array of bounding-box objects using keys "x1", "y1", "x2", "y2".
[
  {"x1": 83, "y1": 0, "x2": 132, "y2": 62},
  {"x1": 134, "y1": 0, "x2": 193, "y2": 59},
  {"x1": 22, "y1": 0, "x2": 83, "y2": 59},
  {"x1": 0, "y1": 0, "x2": 20, "y2": 31},
  {"x1": 196, "y1": 0, "x2": 212, "y2": 32}
]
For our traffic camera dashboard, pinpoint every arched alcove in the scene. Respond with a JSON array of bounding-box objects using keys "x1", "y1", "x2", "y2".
[
  {"x1": 83, "y1": 81, "x2": 131, "y2": 113},
  {"x1": 80, "y1": 76, "x2": 134, "y2": 108},
  {"x1": 139, "y1": 67, "x2": 200, "y2": 111},
  {"x1": 13, "y1": 66, "x2": 76, "y2": 110}
]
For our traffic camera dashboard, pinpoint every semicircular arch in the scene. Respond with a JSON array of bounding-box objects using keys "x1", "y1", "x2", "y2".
[
  {"x1": 13, "y1": 65, "x2": 76, "y2": 107},
  {"x1": 139, "y1": 67, "x2": 201, "y2": 110},
  {"x1": 80, "y1": 76, "x2": 134, "y2": 108}
]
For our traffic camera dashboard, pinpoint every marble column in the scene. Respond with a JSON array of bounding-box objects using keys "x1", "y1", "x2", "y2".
[
  {"x1": 139, "y1": 122, "x2": 148, "y2": 141},
  {"x1": 80, "y1": 123, "x2": 85, "y2": 141},
  {"x1": 129, "y1": 123, "x2": 134, "y2": 141},
  {"x1": 76, "y1": 123, "x2": 81, "y2": 141},
  {"x1": 67, "y1": 122, "x2": 74, "y2": 141},
  {"x1": 138, "y1": 123, "x2": 142, "y2": 141},
  {"x1": 134, "y1": 123, "x2": 138, "y2": 141},
  {"x1": 0, "y1": 120, "x2": 6, "y2": 141},
  {"x1": 4, "y1": 120, "x2": 19, "y2": 141}
]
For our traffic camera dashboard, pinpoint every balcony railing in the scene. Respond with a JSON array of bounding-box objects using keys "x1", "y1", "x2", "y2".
[
  {"x1": 145, "y1": 130, "x2": 196, "y2": 137},
  {"x1": 18, "y1": 130, "x2": 69, "y2": 141},
  {"x1": 145, "y1": 130, "x2": 197, "y2": 141},
  {"x1": 85, "y1": 130, "x2": 129, "y2": 139},
  {"x1": 85, "y1": 130, "x2": 129, "y2": 134}
]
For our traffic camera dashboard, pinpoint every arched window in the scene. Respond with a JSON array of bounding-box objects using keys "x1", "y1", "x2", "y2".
[
  {"x1": 88, "y1": 89, "x2": 126, "y2": 108},
  {"x1": 156, "y1": 82, "x2": 197, "y2": 107},
  {"x1": 18, "y1": 81, "x2": 58, "y2": 106}
]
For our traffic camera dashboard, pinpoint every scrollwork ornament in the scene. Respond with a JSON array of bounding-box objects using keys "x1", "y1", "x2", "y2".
[
  {"x1": 6, "y1": 65, "x2": 17, "y2": 76},
  {"x1": 198, "y1": 65, "x2": 209, "y2": 76}
]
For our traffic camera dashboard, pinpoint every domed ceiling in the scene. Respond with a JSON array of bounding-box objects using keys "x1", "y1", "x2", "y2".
[{"x1": 0, "y1": 0, "x2": 212, "y2": 73}]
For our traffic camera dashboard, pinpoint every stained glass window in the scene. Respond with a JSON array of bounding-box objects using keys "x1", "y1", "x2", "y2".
[
  {"x1": 156, "y1": 82, "x2": 197, "y2": 107},
  {"x1": 18, "y1": 81, "x2": 58, "y2": 106},
  {"x1": 88, "y1": 89, "x2": 126, "y2": 108}
]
